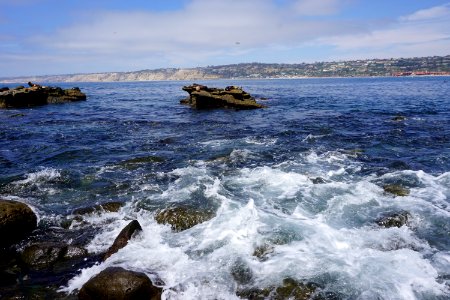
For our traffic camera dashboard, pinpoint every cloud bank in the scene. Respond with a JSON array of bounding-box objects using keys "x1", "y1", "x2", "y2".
[{"x1": 1, "y1": 0, "x2": 449, "y2": 76}]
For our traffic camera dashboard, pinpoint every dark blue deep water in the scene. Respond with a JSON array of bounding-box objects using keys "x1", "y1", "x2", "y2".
[{"x1": 1, "y1": 77, "x2": 449, "y2": 299}]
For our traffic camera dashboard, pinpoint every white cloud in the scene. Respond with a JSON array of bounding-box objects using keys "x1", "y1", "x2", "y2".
[
  {"x1": 2, "y1": 0, "x2": 449, "y2": 76},
  {"x1": 317, "y1": 3, "x2": 450, "y2": 59},
  {"x1": 31, "y1": 0, "x2": 357, "y2": 68},
  {"x1": 292, "y1": 0, "x2": 344, "y2": 16},
  {"x1": 400, "y1": 4, "x2": 450, "y2": 22}
]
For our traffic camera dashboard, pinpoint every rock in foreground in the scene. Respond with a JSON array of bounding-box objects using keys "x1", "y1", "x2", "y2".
[
  {"x1": 0, "y1": 82, "x2": 86, "y2": 108},
  {"x1": 155, "y1": 207, "x2": 215, "y2": 232},
  {"x1": 79, "y1": 267, "x2": 162, "y2": 300},
  {"x1": 181, "y1": 84, "x2": 265, "y2": 109},
  {"x1": 103, "y1": 220, "x2": 142, "y2": 261},
  {"x1": 0, "y1": 199, "x2": 37, "y2": 248}
]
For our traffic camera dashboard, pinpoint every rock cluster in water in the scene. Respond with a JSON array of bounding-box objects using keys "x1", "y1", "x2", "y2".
[
  {"x1": 181, "y1": 83, "x2": 265, "y2": 109},
  {"x1": 0, "y1": 82, "x2": 86, "y2": 108}
]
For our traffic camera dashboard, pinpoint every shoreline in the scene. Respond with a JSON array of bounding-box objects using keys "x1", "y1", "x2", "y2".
[{"x1": 1, "y1": 74, "x2": 449, "y2": 84}]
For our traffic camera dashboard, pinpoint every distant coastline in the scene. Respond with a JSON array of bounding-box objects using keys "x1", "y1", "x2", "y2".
[{"x1": 1, "y1": 55, "x2": 449, "y2": 83}]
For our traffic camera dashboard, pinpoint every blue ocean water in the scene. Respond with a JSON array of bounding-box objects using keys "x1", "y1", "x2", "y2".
[{"x1": 1, "y1": 77, "x2": 449, "y2": 299}]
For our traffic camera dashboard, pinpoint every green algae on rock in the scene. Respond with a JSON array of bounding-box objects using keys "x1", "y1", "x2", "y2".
[
  {"x1": 383, "y1": 184, "x2": 410, "y2": 197},
  {"x1": 155, "y1": 207, "x2": 215, "y2": 232}
]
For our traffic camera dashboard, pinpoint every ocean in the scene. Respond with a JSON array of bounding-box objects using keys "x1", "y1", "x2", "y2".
[{"x1": 1, "y1": 77, "x2": 449, "y2": 299}]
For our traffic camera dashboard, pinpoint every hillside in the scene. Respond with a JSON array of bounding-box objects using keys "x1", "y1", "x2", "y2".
[{"x1": 1, "y1": 55, "x2": 449, "y2": 83}]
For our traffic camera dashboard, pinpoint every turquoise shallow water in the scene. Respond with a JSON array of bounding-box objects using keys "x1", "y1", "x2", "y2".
[{"x1": 1, "y1": 77, "x2": 449, "y2": 299}]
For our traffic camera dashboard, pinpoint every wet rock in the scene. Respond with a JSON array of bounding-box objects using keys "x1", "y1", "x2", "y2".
[
  {"x1": 383, "y1": 184, "x2": 410, "y2": 196},
  {"x1": 155, "y1": 207, "x2": 215, "y2": 232},
  {"x1": 118, "y1": 156, "x2": 164, "y2": 170},
  {"x1": 181, "y1": 84, "x2": 265, "y2": 109},
  {"x1": 376, "y1": 211, "x2": 410, "y2": 228},
  {"x1": 103, "y1": 220, "x2": 142, "y2": 261},
  {"x1": 231, "y1": 259, "x2": 253, "y2": 285},
  {"x1": 252, "y1": 244, "x2": 275, "y2": 261},
  {"x1": 20, "y1": 243, "x2": 65, "y2": 270},
  {"x1": 392, "y1": 115, "x2": 406, "y2": 121},
  {"x1": 311, "y1": 177, "x2": 326, "y2": 184},
  {"x1": 0, "y1": 83, "x2": 86, "y2": 108},
  {"x1": 237, "y1": 278, "x2": 320, "y2": 300},
  {"x1": 72, "y1": 201, "x2": 124, "y2": 215},
  {"x1": 20, "y1": 240, "x2": 88, "y2": 271},
  {"x1": 0, "y1": 199, "x2": 37, "y2": 248},
  {"x1": 0, "y1": 249, "x2": 20, "y2": 287},
  {"x1": 78, "y1": 267, "x2": 162, "y2": 300}
]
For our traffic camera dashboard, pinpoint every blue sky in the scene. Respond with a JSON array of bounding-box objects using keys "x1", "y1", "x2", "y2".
[{"x1": 1, "y1": 0, "x2": 449, "y2": 77}]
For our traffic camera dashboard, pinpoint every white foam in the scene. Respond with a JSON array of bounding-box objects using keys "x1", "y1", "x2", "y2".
[
  {"x1": 13, "y1": 167, "x2": 61, "y2": 185},
  {"x1": 62, "y1": 158, "x2": 449, "y2": 299}
]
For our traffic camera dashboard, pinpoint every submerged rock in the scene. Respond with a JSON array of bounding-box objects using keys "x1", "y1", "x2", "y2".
[
  {"x1": 155, "y1": 207, "x2": 215, "y2": 232},
  {"x1": 392, "y1": 115, "x2": 407, "y2": 121},
  {"x1": 383, "y1": 184, "x2": 410, "y2": 197},
  {"x1": 117, "y1": 156, "x2": 164, "y2": 170},
  {"x1": 181, "y1": 84, "x2": 265, "y2": 109},
  {"x1": 237, "y1": 278, "x2": 320, "y2": 300},
  {"x1": 252, "y1": 244, "x2": 275, "y2": 261},
  {"x1": 0, "y1": 199, "x2": 37, "y2": 248},
  {"x1": 72, "y1": 201, "x2": 124, "y2": 215},
  {"x1": 20, "y1": 242, "x2": 88, "y2": 271},
  {"x1": 376, "y1": 211, "x2": 410, "y2": 228},
  {"x1": 0, "y1": 83, "x2": 86, "y2": 108},
  {"x1": 103, "y1": 220, "x2": 142, "y2": 261},
  {"x1": 79, "y1": 267, "x2": 162, "y2": 300}
]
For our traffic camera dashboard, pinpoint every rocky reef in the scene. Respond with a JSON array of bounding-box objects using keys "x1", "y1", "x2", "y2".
[
  {"x1": 181, "y1": 83, "x2": 265, "y2": 109},
  {"x1": 0, "y1": 82, "x2": 86, "y2": 108}
]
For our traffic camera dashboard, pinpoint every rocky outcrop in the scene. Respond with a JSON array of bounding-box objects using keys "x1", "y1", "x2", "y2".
[
  {"x1": 376, "y1": 211, "x2": 410, "y2": 228},
  {"x1": 181, "y1": 84, "x2": 265, "y2": 109},
  {"x1": 155, "y1": 207, "x2": 215, "y2": 232},
  {"x1": 383, "y1": 184, "x2": 410, "y2": 197},
  {"x1": 79, "y1": 267, "x2": 162, "y2": 300},
  {"x1": 20, "y1": 242, "x2": 87, "y2": 270},
  {"x1": 0, "y1": 82, "x2": 86, "y2": 108},
  {"x1": 237, "y1": 278, "x2": 319, "y2": 300},
  {"x1": 72, "y1": 202, "x2": 124, "y2": 215},
  {"x1": 103, "y1": 220, "x2": 142, "y2": 261},
  {"x1": 0, "y1": 199, "x2": 37, "y2": 248}
]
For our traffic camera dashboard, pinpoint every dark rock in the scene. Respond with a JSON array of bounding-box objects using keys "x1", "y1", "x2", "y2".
[
  {"x1": 20, "y1": 243, "x2": 65, "y2": 270},
  {"x1": 155, "y1": 207, "x2": 215, "y2": 232},
  {"x1": 392, "y1": 115, "x2": 406, "y2": 121},
  {"x1": 237, "y1": 278, "x2": 319, "y2": 300},
  {"x1": 231, "y1": 259, "x2": 253, "y2": 284},
  {"x1": 118, "y1": 156, "x2": 164, "y2": 170},
  {"x1": 311, "y1": 177, "x2": 326, "y2": 184},
  {"x1": 0, "y1": 87, "x2": 9, "y2": 92},
  {"x1": 9, "y1": 113, "x2": 26, "y2": 118},
  {"x1": 383, "y1": 184, "x2": 410, "y2": 196},
  {"x1": 0, "y1": 199, "x2": 37, "y2": 248},
  {"x1": 252, "y1": 244, "x2": 275, "y2": 261},
  {"x1": 64, "y1": 245, "x2": 89, "y2": 260},
  {"x1": 181, "y1": 84, "x2": 265, "y2": 110},
  {"x1": 376, "y1": 211, "x2": 410, "y2": 228},
  {"x1": 0, "y1": 83, "x2": 86, "y2": 108},
  {"x1": 78, "y1": 267, "x2": 162, "y2": 300},
  {"x1": 73, "y1": 202, "x2": 124, "y2": 215},
  {"x1": 103, "y1": 220, "x2": 142, "y2": 261}
]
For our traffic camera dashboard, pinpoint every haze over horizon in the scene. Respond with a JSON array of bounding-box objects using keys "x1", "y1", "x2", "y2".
[{"x1": 1, "y1": 0, "x2": 449, "y2": 77}]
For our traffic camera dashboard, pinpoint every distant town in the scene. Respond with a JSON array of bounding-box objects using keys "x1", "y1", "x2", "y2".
[{"x1": 2, "y1": 55, "x2": 449, "y2": 83}]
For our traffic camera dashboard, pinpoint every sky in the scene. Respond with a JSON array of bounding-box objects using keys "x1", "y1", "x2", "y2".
[{"x1": 0, "y1": 0, "x2": 449, "y2": 77}]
